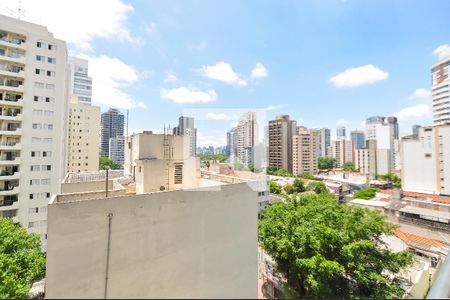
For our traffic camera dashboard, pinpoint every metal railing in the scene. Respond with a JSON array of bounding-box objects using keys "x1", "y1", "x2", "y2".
[{"x1": 427, "y1": 254, "x2": 450, "y2": 299}]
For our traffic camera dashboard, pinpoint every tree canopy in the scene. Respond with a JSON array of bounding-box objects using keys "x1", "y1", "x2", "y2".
[
  {"x1": 259, "y1": 194, "x2": 413, "y2": 299},
  {"x1": 306, "y1": 181, "x2": 329, "y2": 194},
  {"x1": 352, "y1": 188, "x2": 379, "y2": 200},
  {"x1": 318, "y1": 157, "x2": 336, "y2": 170},
  {"x1": 0, "y1": 218, "x2": 46, "y2": 299},
  {"x1": 198, "y1": 153, "x2": 227, "y2": 163},
  {"x1": 377, "y1": 173, "x2": 401, "y2": 188},
  {"x1": 99, "y1": 156, "x2": 121, "y2": 170},
  {"x1": 342, "y1": 162, "x2": 358, "y2": 172},
  {"x1": 270, "y1": 180, "x2": 282, "y2": 195},
  {"x1": 302, "y1": 172, "x2": 315, "y2": 180}
]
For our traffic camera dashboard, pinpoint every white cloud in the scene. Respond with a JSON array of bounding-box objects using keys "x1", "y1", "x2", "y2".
[
  {"x1": 408, "y1": 88, "x2": 431, "y2": 100},
  {"x1": 206, "y1": 112, "x2": 236, "y2": 121},
  {"x1": 394, "y1": 104, "x2": 432, "y2": 121},
  {"x1": 79, "y1": 55, "x2": 146, "y2": 109},
  {"x1": 336, "y1": 119, "x2": 351, "y2": 126},
  {"x1": 264, "y1": 104, "x2": 283, "y2": 111},
  {"x1": 0, "y1": 0, "x2": 141, "y2": 51},
  {"x1": 164, "y1": 72, "x2": 177, "y2": 83},
  {"x1": 433, "y1": 44, "x2": 450, "y2": 60},
  {"x1": 251, "y1": 63, "x2": 269, "y2": 79},
  {"x1": 187, "y1": 41, "x2": 207, "y2": 50},
  {"x1": 360, "y1": 120, "x2": 366, "y2": 128},
  {"x1": 200, "y1": 62, "x2": 247, "y2": 86},
  {"x1": 161, "y1": 87, "x2": 217, "y2": 104},
  {"x1": 328, "y1": 64, "x2": 389, "y2": 88}
]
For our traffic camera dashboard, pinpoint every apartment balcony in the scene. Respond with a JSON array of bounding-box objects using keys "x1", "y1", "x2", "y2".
[
  {"x1": 0, "y1": 198, "x2": 19, "y2": 211},
  {"x1": 0, "y1": 51, "x2": 26, "y2": 64},
  {"x1": 0, "y1": 171, "x2": 20, "y2": 180},
  {"x1": 0, "y1": 127, "x2": 21, "y2": 136},
  {"x1": 0, "y1": 186, "x2": 19, "y2": 196},
  {"x1": 0, "y1": 112, "x2": 22, "y2": 121},
  {"x1": 0, "y1": 68, "x2": 25, "y2": 79},
  {"x1": 0, "y1": 141, "x2": 20, "y2": 150},
  {"x1": 0, "y1": 38, "x2": 27, "y2": 51},
  {"x1": 0, "y1": 82, "x2": 24, "y2": 93},
  {"x1": 0, "y1": 98, "x2": 23, "y2": 107},
  {"x1": 0, "y1": 156, "x2": 20, "y2": 166}
]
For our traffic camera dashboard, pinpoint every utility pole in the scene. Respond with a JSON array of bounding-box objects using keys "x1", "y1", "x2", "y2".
[{"x1": 105, "y1": 167, "x2": 109, "y2": 197}]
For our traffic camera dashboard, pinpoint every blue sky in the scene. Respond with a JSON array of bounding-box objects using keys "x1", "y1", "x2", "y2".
[{"x1": 2, "y1": 0, "x2": 450, "y2": 146}]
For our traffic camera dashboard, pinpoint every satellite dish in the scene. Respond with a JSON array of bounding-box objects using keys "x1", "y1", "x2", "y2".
[{"x1": 160, "y1": 186, "x2": 166, "y2": 191}]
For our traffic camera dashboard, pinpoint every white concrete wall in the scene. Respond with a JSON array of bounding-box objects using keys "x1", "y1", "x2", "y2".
[{"x1": 45, "y1": 183, "x2": 258, "y2": 299}]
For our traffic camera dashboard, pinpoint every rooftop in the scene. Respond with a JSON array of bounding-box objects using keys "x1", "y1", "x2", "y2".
[
  {"x1": 379, "y1": 189, "x2": 450, "y2": 204},
  {"x1": 64, "y1": 170, "x2": 124, "y2": 183}
]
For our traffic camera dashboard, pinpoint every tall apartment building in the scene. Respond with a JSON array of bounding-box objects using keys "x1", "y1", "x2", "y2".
[
  {"x1": 312, "y1": 127, "x2": 330, "y2": 158},
  {"x1": 330, "y1": 138, "x2": 353, "y2": 168},
  {"x1": 401, "y1": 125, "x2": 450, "y2": 195},
  {"x1": 350, "y1": 130, "x2": 365, "y2": 150},
  {"x1": 412, "y1": 124, "x2": 421, "y2": 137},
  {"x1": 100, "y1": 107, "x2": 124, "y2": 163},
  {"x1": 67, "y1": 96, "x2": 100, "y2": 172},
  {"x1": 268, "y1": 115, "x2": 296, "y2": 173},
  {"x1": 431, "y1": 55, "x2": 450, "y2": 125},
  {"x1": 337, "y1": 126, "x2": 346, "y2": 138},
  {"x1": 67, "y1": 57, "x2": 92, "y2": 104},
  {"x1": 173, "y1": 116, "x2": 197, "y2": 157},
  {"x1": 354, "y1": 140, "x2": 377, "y2": 175},
  {"x1": 365, "y1": 115, "x2": 398, "y2": 173},
  {"x1": 226, "y1": 126, "x2": 238, "y2": 163},
  {"x1": 237, "y1": 112, "x2": 257, "y2": 167},
  {"x1": 109, "y1": 135, "x2": 125, "y2": 167},
  {"x1": 0, "y1": 15, "x2": 68, "y2": 245},
  {"x1": 292, "y1": 126, "x2": 320, "y2": 176}
]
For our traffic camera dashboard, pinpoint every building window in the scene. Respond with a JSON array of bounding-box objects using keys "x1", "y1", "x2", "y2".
[
  {"x1": 34, "y1": 82, "x2": 44, "y2": 88},
  {"x1": 46, "y1": 84, "x2": 55, "y2": 90},
  {"x1": 47, "y1": 57, "x2": 56, "y2": 64},
  {"x1": 174, "y1": 163, "x2": 183, "y2": 184},
  {"x1": 30, "y1": 165, "x2": 40, "y2": 171},
  {"x1": 48, "y1": 44, "x2": 56, "y2": 50},
  {"x1": 46, "y1": 70, "x2": 55, "y2": 77},
  {"x1": 28, "y1": 221, "x2": 39, "y2": 228},
  {"x1": 36, "y1": 41, "x2": 46, "y2": 48},
  {"x1": 29, "y1": 207, "x2": 38, "y2": 214},
  {"x1": 36, "y1": 55, "x2": 45, "y2": 62}
]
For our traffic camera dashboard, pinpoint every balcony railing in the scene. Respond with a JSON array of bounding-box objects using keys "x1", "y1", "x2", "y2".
[
  {"x1": 0, "y1": 197, "x2": 18, "y2": 207},
  {"x1": 0, "y1": 141, "x2": 19, "y2": 147}
]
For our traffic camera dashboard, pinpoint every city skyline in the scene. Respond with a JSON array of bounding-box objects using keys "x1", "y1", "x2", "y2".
[{"x1": 1, "y1": 0, "x2": 449, "y2": 147}]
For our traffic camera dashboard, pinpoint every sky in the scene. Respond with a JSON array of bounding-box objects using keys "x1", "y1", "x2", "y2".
[{"x1": 1, "y1": 0, "x2": 450, "y2": 146}]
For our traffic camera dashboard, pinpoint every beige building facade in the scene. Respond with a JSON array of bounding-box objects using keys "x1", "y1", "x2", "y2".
[
  {"x1": 329, "y1": 138, "x2": 354, "y2": 168},
  {"x1": 0, "y1": 15, "x2": 68, "y2": 246},
  {"x1": 268, "y1": 115, "x2": 296, "y2": 173},
  {"x1": 292, "y1": 126, "x2": 319, "y2": 176},
  {"x1": 66, "y1": 96, "x2": 100, "y2": 173}
]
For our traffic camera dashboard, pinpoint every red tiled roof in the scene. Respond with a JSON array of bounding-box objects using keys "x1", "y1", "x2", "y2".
[
  {"x1": 378, "y1": 189, "x2": 450, "y2": 204},
  {"x1": 379, "y1": 198, "x2": 390, "y2": 203},
  {"x1": 393, "y1": 230, "x2": 447, "y2": 248}
]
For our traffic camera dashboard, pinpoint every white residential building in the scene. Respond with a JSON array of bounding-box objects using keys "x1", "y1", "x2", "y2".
[
  {"x1": 0, "y1": 15, "x2": 69, "y2": 246},
  {"x1": 354, "y1": 140, "x2": 377, "y2": 176},
  {"x1": 431, "y1": 55, "x2": 450, "y2": 125},
  {"x1": 329, "y1": 138, "x2": 353, "y2": 168},
  {"x1": 67, "y1": 96, "x2": 100, "y2": 172},
  {"x1": 292, "y1": 126, "x2": 320, "y2": 176},
  {"x1": 365, "y1": 116, "x2": 398, "y2": 173},
  {"x1": 68, "y1": 56, "x2": 92, "y2": 104},
  {"x1": 109, "y1": 135, "x2": 125, "y2": 167},
  {"x1": 401, "y1": 125, "x2": 450, "y2": 195}
]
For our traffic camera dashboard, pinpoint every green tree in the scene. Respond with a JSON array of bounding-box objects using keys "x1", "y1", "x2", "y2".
[
  {"x1": 293, "y1": 179, "x2": 306, "y2": 193},
  {"x1": 342, "y1": 162, "x2": 358, "y2": 172},
  {"x1": 266, "y1": 166, "x2": 279, "y2": 175},
  {"x1": 99, "y1": 156, "x2": 121, "y2": 170},
  {"x1": 352, "y1": 188, "x2": 379, "y2": 200},
  {"x1": 259, "y1": 194, "x2": 413, "y2": 299},
  {"x1": 377, "y1": 173, "x2": 401, "y2": 188},
  {"x1": 0, "y1": 218, "x2": 46, "y2": 299},
  {"x1": 270, "y1": 181, "x2": 282, "y2": 195},
  {"x1": 276, "y1": 168, "x2": 291, "y2": 177},
  {"x1": 318, "y1": 157, "x2": 336, "y2": 170},
  {"x1": 306, "y1": 181, "x2": 329, "y2": 194},
  {"x1": 302, "y1": 172, "x2": 315, "y2": 180},
  {"x1": 198, "y1": 154, "x2": 227, "y2": 163},
  {"x1": 284, "y1": 184, "x2": 296, "y2": 195},
  {"x1": 233, "y1": 162, "x2": 245, "y2": 171}
]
